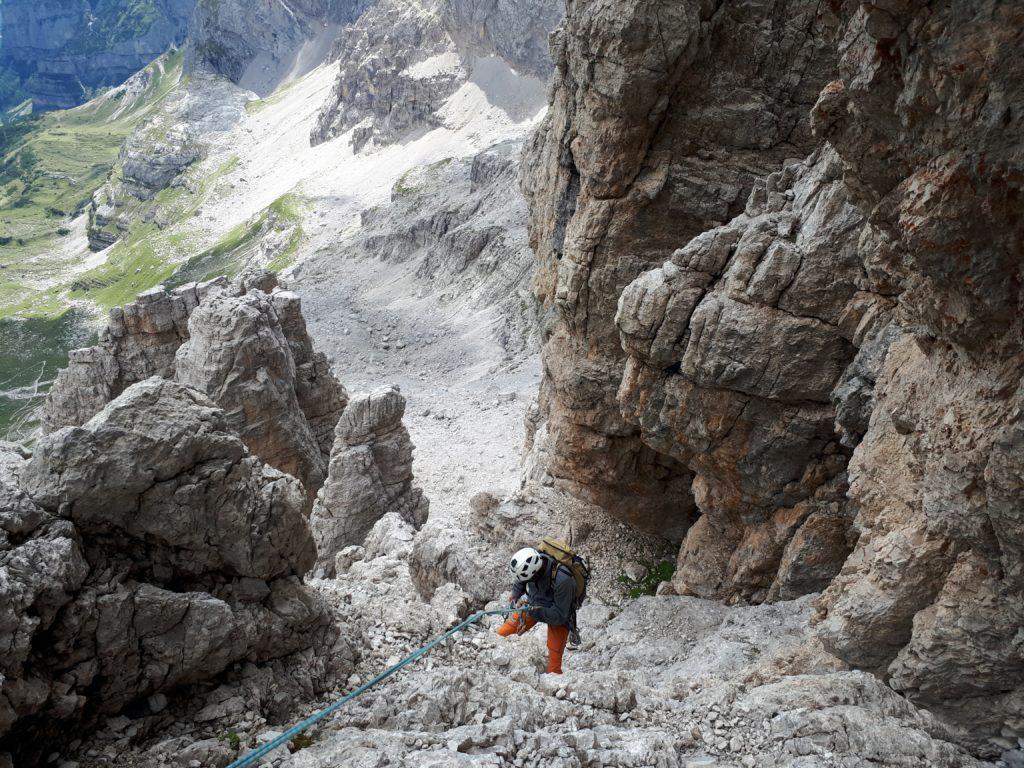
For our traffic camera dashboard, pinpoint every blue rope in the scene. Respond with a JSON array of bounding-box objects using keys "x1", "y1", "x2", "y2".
[{"x1": 223, "y1": 607, "x2": 520, "y2": 768}]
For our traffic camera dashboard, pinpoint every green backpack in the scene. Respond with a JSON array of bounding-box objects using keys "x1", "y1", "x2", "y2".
[{"x1": 537, "y1": 536, "x2": 591, "y2": 607}]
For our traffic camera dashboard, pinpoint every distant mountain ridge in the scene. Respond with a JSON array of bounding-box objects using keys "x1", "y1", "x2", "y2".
[{"x1": 0, "y1": 0, "x2": 195, "y2": 111}]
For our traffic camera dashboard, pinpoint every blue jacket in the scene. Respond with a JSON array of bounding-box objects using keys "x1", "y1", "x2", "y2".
[{"x1": 510, "y1": 555, "x2": 575, "y2": 626}]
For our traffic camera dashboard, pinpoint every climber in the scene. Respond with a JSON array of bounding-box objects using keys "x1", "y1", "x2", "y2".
[{"x1": 495, "y1": 545, "x2": 578, "y2": 674}]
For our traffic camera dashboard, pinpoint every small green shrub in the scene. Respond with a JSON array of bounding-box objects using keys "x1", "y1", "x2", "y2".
[
  {"x1": 221, "y1": 731, "x2": 241, "y2": 751},
  {"x1": 616, "y1": 560, "x2": 676, "y2": 598},
  {"x1": 289, "y1": 733, "x2": 314, "y2": 753}
]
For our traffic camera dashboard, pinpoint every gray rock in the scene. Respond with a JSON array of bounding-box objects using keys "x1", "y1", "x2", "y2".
[
  {"x1": 520, "y1": 0, "x2": 839, "y2": 538},
  {"x1": 310, "y1": 386, "x2": 428, "y2": 575},
  {"x1": 615, "y1": 149, "x2": 864, "y2": 602},
  {"x1": 311, "y1": 0, "x2": 556, "y2": 150},
  {"x1": 4, "y1": 378, "x2": 338, "y2": 761},
  {"x1": 186, "y1": 0, "x2": 366, "y2": 95},
  {"x1": 42, "y1": 281, "x2": 346, "y2": 505},
  {"x1": 175, "y1": 290, "x2": 329, "y2": 505}
]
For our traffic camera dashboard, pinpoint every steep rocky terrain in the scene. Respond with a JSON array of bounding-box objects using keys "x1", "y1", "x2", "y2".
[
  {"x1": 2, "y1": 0, "x2": 1023, "y2": 766},
  {"x1": 311, "y1": 0, "x2": 559, "y2": 150},
  {"x1": 185, "y1": 0, "x2": 367, "y2": 95},
  {"x1": 523, "y1": 0, "x2": 1024, "y2": 755},
  {"x1": 521, "y1": 0, "x2": 837, "y2": 539},
  {"x1": 0, "y1": 274, "x2": 428, "y2": 763},
  {"x1": 0, "y1": 0, "x2": 195, "y2": 111}
]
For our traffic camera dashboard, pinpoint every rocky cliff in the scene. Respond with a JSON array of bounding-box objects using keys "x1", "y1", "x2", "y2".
[
  {"x1": 811, "y1": 0, "x2": 1024, "y2": 746},
  {"x1": 524, "y1": 0, "x2": 1023, "y2": 751},
  {"x1": 521, "y1": 0, "x2": 838, "y2": 540},
  {"x1": 0, "y1": 0, "x2": 195, "y2": 111},
  {"x1": 310, "y1": 0, "x2": 560, "y2": 150},
  {"x1": 2, "y1": 273, "x2": 433, "y2": 761},
  {"x1": 185, "y1": 0, "x2": 368, "y2": 95},
  {"x1": 0, "y1": 378, "x2": 347, "y2": 763}
]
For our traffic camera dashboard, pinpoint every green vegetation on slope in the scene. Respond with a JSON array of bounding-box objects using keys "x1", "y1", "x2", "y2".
[
  {"x1": 70, "y1": 1, "x2": 162, "y2": 55},
  {"x1": 617, "y1": 560, "x2": 676, "y2": 599},
  {"x1": 0, "y1": 310, "x2": 94, "y2": 440},
  {"x1": 69, "y1": 154, "x2": 241, "y2": 309},
  {"x1": 0, "y1": 51, "x2": 186, "y2": 439},
  {"x1": 0, "y1": 49, "x2": 186, "y2": 317},
  {"x1": 167, "y1": 194, "x2": 306, "y2": 287}
]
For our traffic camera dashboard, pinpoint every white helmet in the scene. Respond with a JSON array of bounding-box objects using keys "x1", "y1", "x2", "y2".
[{"x1": 509, "y1": 547, "x2": 544, "y2": 582}]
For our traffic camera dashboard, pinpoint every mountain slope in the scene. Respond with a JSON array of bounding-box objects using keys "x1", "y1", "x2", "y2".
[{"x1": 0, "y1": 0, "x2": 195, "y2": 111}]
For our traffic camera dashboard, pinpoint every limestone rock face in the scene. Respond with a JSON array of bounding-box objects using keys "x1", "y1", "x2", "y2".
[
  {"x1": 522, "y1": 0, "x2": 1023, "y2": 748},
  {"x1": 809, "y1": 0, "x2": 1024, "y2": 742},
  {"x1": 175, "y1": 290, "x2": 332, "y2": 503},
  {"x1": 185, "y1": 0, "x2": 367, "y2": 95},
  {"x1": 333, "y1": 140, "x2": 539, "y2": 358},
  {"x1": 119, "y1": 124, "x2": 201, "y2": 201},
  {"x1": 438, "y1": 0, "x2": 562, "y2": 79},
  {"x1": 310, "y1": 0, "x2": 558, "y2": 150},
  {"x1": 310, "y1": 386, "x2": 429, "y2": 575},
  {"x1": 310, "y1": 0, "x2": 459, "y2": 151},
  {"x1": 41, "y1": 278, "x2": 347, "y2": 502},
  {"x1": 0, "y1": 0, "x2": 195, "y2": 111},
  {"x1": 521, "y1": 0, "x2": 839, "y2": 536},
  {"x1": 2, "y1": 378, "x2": 337, "y2": 760},
  {"x1": 616, "y1": 148, "x2": 869, "y2": 602},
  {"x1": 41, "y1": 281, "x2": 218, "y2": 433}
]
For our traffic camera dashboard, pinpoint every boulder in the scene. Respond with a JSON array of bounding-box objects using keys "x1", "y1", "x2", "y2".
[{"x1": 175, "y1": 290, "x2": 329, "y2": 504}]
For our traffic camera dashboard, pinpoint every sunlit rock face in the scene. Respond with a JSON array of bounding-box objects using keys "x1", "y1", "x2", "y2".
[
  {"x1": 41, "y1": 276, "x2": 347, "y2": 506},
  {"x1": 310, "y1": 385, "x2": 429, "y2": 576},
  {"x1": 310, "y1": 0, "x2": 561, "y2": 151}
]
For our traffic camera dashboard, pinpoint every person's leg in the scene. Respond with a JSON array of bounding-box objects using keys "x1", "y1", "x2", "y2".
[
  {"x1": 497, "y1": 613, "x2": 537, "y2": 637},
  {"x1": 546, "y1": 624, "x2": 569, "y2": 673}
]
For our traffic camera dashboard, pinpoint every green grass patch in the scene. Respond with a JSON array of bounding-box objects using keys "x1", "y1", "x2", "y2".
[
  {"x1": 68, "y1": 223, "x2": 176, "y2": 309},
  {"x1": 617, "y1": 560, "x2": 676, "y2": 599},
  {"x1": 221, "y1": 731, "x2": 242, "y2": 752},
  {"x1": 167, "y1": 193, "x2": 306, "y2": 287},
  {"x1": 0, "y1": 309, "x2": 94, "y2": 440},
  {"x1": 0, "y1": 50, "x2": 186, "y2": 320}
]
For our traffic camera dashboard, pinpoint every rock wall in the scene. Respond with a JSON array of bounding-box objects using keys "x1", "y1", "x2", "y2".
[
  {"x1": 338, "y1": 140, "x2": 540, "y2": 357},
  {"x1": 524, "y1": 0, "x2": 1024, "y2": 749},
  {"x1": 1, "y1": 378, "x2": 343, "y2": 762},
  {"x1": 185, "y1": 0, "x2": 367, "y2": 95},
  {"x1": 521, "y1": 0, "x2": 838, "y2": 538},
  {"x1": 310, "y1": 0, "x2": 463, "y2": 150},
  {"x1": 810, "y1": 0, "x2": 1024, "y2": 746},
  {"x1": 0, "y1": 0, "x2": 195, "y2": 111},
  {"x1": 617, "y1": 146, "x2": 871, "y2": 602},
  {"x1": 41, "y1": 275, "x2": 347, "y2": 504}
]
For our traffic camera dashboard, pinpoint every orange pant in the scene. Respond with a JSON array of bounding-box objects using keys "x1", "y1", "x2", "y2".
[{"x1": 496, "y1": 612, "x2": 570, "y2": 674}]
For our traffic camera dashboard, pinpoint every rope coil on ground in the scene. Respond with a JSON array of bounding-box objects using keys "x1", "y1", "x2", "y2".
[{"x1": 223, "y1": 607, "x2": 519, "y2": 768}]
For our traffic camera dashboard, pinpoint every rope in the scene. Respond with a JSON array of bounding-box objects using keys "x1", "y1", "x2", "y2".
[{"x1": 223, "y1": 607, "x2": 520, "y2": 768}]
